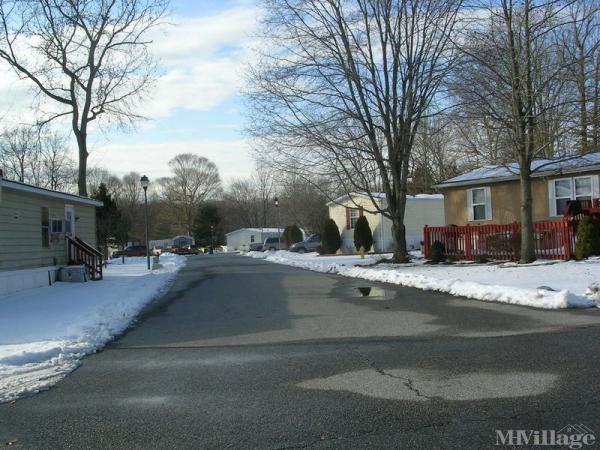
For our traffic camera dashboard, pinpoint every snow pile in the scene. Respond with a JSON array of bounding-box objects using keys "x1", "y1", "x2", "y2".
[
  {"x1": 0, "y1": 253, "x2": 186, "y2": 403},
  {"x1": 246, "y1": 250, "x2": 388, "y2": 273},
  {"x1": 245, "y1": 251, "x2": 600, "y2": 310}
]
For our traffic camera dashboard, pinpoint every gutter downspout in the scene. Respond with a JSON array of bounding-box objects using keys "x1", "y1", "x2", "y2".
[{"x1": 380, "y1": 213, "x2": 384, "y2": 252}]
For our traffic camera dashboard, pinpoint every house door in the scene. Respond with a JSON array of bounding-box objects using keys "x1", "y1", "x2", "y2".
[{"x1": 65, "y1": 205, "x2": 75, "y2": 237}]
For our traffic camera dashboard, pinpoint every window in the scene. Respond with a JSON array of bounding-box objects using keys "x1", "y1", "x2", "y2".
[
  {"x1": 41, "y1": 207, "x2": 49, "y2": 247},
  {"x1": 575, "y1": 177, "x2": 592, "y2": 201},
  {"x1": 349, "y1": 208, "x2": 360, "y2": 228},
  {"x1": 467, "y1": 187, "x2": 492, "y2": 221},
  {"x1": 51, "y1": 219, "x2": 63, "y2": 234},
  {"x1": 550, "y1": 176, "x2": 597, "y2": 216},
  {"x1": 553, "y1": 178, "x2": 572, "y2": 216},
  {"x1": 250, "y1": 235, "x2": 255, "y2": 243}
]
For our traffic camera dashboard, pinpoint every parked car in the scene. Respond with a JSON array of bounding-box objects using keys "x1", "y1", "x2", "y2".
[
  {"x1": 263, "y1": 236, "x2": 285, "y2": 251},
  {"x1": 249, "y1": 242, "x2": 264, "y2": 252},
  {"x1": 172, "y1": 246, "x2": 200, "y2": 255},
  {"x1": 112, "y1": 245, "x2": 148, "y2": 258},
  {"x1": 289, "y1": 234, "x2": 321, "y2": 253}
]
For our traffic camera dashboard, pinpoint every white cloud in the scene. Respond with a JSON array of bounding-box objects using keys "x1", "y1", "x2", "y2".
[
  {"x1": 89, "y1": 139, "x2": 255, "y2": 185},
  {"x1": 0, "y1": 5, "x2": 260, "y2": 122},
  {"x1": 141, "y1": 7, "x2": 260, "y2": 118}
]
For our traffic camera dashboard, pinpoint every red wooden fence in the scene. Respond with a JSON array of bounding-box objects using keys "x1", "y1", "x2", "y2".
[{"x1": 423, "y1": 217, "x2": 580, "y2": 261}]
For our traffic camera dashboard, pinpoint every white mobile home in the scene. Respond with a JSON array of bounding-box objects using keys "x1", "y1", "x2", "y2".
[
  {"x1": 225, "y1": 228, "x2": 283, "y2": 252},
  {"x1": 327, "y1": 192, "x2": 445, "y2": 253}
]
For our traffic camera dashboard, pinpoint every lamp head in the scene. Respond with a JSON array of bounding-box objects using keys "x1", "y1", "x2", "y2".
[{"x1": 140, "y1": 175, "x2": 150, "y2": 190}]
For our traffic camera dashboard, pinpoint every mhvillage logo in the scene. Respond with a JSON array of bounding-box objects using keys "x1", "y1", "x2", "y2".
[{"x1": 495, "y1": 425, "x2": 596, "y2": 449}]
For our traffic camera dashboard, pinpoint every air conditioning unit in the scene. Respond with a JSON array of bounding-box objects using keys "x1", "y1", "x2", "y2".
[{"x1": 59, "y1": 265, "x2": 88, "y2": 283}]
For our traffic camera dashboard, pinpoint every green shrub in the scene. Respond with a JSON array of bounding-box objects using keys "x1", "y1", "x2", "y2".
[
  {"x1": 575, "y1": 216, "x2": 600, "y2": 260},
  {"x1": 427, "y1": 240, "x2": 446, "y2": 263},
  {"x1": 321, "y1": 218, "x2": 341, "y2": 254},
  {"x1": 283, "y1": 225, "x2": 303, "y2": 247},
  {"x1": 353, "y1": 215, "x2": 373, "y2": 252},
  {"x1": 475, "y1": 254, "x2": 490, "y2": 264}
]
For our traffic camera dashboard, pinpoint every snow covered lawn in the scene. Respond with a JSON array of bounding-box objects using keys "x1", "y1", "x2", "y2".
[
  {"x1": 245, "y1": 251, "x2": 600, "y2": 310},
  {"x1": 0, "y1": 253, "x2": 186, "y2": 403}
]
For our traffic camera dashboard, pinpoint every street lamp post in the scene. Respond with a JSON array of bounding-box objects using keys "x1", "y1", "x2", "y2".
[
  {"x1": 140, "y1": 175, "x2": 150, "y2": 270},
  {"x1": 210, "y1": 224, "x2": 214, "y2": 250},
  {"x1": 274, "y1": 197, "x2": 281, "y2": 249}
]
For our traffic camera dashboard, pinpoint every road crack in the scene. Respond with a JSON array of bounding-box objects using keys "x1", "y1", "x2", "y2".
[{"x1": 351, "y1": 348, "x2": 434, "y2": 400}]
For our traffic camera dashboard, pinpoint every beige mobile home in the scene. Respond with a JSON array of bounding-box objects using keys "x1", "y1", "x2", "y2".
[
  {"x1": 436, "y1": 152, "x2": 600, "y2": 226},
  {"x1": 327, "y1": 193, "x2": 445, "y2": 253},
  {"x1": 0, "y1": 175, "x2": 103, "y2": 295}
]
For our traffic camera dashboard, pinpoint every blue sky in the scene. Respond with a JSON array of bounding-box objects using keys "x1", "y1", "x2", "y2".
[
  {"x1": 87, "y1": 0, "x2": 260, "y2": 184},
  {"x1": 0, "y1": 0, "x2": 260, "y2": 185}
]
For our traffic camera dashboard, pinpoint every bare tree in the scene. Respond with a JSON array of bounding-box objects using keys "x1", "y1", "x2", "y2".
[
  {"x1": 38, "y1": 131, "x2": 76, "y2": 191},
  {"x1": 559, "y1": 0, "x2": 600, "y2": 152},
  {"x1": 0, "y1": 126, "x2": 38, "y2": 182},
  {"x1": 87, "y1": 166, "x2": 122, "y2": 198},
  {"x1": 0, "y1": 0, "x2": 169, "y2": 196},
  {"x1": 254, "y1": 163, "x2": 276, "y2": 228},
  {"x1": 248, "y1": 0, "x2": 463, "y2": 261},
  {"x1": 278, "y1": 174, "x2": 330, "y2": 234},
  {"x1": 222, "y1": 178, "x2": 263, "y2": 229},
  {"x1": 159, "y1": 154, "x2": 222, "y2": 235},
  {"x1": 117, "y1": 171, "x2": 144, "y2": 238},
  {"x1": 451, "y1": 0, "x2": 588, "y2": 263},
  {"x1": 408, "y1": 117, "x2": 463, "y2": 194}
]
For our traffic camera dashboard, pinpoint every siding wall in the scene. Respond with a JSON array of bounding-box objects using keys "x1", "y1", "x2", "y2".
[
  {"x1": 441, "y1": 171, "x2": 600, "y2": 226},
  {"x1": 328, "y1": 196, "x2": 445, "y2": 252},
  {"x1": 0, "y1": 188, "x2": 97, "y2": 271},
  {"x1": 226, "y1": 230, "x2": 280, "y2": 251}
]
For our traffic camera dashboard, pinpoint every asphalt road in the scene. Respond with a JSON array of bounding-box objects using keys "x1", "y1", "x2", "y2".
[{"x1": 1, "y1": 254, "x2": 600, "y2": 449}]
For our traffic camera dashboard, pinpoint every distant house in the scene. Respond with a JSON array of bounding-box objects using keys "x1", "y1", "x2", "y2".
[
  {"x1": 327, "y1": 193, "x2": 445, "y2": 252},
  {"x1": 225, "y1": 228, "x2": 284, "y2": 252},
  {"x1": 0, "y1": 174, "x2": 103, "y2": 295},
  {"x1": 149, "y1": 235, "x2": 195, "y2": 250},
  {"x1": 435, "y1": 152, "x2": 600, "y2": 226}
]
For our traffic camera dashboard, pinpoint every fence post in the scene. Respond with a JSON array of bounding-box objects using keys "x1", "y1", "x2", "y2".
[
  {"x1": 562, "y1": 218, "x2": 572, "y2": 260},
  {"x1": 464, "y1": 224, "x2": 473, "y2": 260},
  {"x1": 423, "y1": 225, "x2": 429, "y2": 258}
]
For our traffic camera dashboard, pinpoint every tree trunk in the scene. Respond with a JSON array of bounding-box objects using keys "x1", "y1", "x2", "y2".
[
  {"x1": 577, "y1": 46, "x2": 588, "y2": 153},
  {"x1": 593, "y1": 60, "x2": 600, "y2": 150},
  {"x1": 391, "y1": 217, "x2": 409, "y2": 263},
  {"x1": 75, "y1": 129, "x2": 88, "y2": 197},
  {"x1": 519, "y1": 165, "x2": 535, "y2": 263}
]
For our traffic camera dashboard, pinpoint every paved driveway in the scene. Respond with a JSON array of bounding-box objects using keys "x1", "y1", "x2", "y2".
[{"x1": 1, "y1": 254, "x2": 599, "y2": 449}]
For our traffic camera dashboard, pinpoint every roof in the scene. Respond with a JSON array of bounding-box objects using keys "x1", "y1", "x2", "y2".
[
  {"x1": 225, "y1": 228, "x2": 283, "y2": 237},
  {"x1": 326, "y1": 192, "x2": 443, "y2": 206},
  {"x1": 0, "y1": 177, "x2": 104, "y2": 207},
  {"x1": 437, "y1": 152, "x2": 600, "y2": 188}
]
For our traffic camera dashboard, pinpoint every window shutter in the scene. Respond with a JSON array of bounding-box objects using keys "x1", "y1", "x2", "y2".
[
  {"x1": 548, "y1": 180, "x2": 557, "y2": 217},
  {"x1": 466, "y1": 189, "x2": 474, "y2": 221},
  {"x1": 359, "y1": 206, "x2": 364, "y2": 217},
  {"x1": 592, "y1": 175, "x2": 600, "y2": 199},
  {"x1": 345, "y1": 207, "x2": 351, "y2": 229},
  {"x1": 484, "y1": 186, "x2": 492, "y2": 220}
]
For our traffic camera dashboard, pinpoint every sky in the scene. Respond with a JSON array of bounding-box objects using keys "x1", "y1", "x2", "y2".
[{"x1": 0, "y1": 0, "x2": 261, "y2": 186}]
